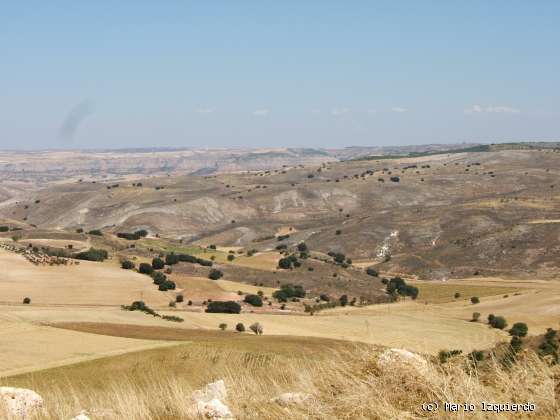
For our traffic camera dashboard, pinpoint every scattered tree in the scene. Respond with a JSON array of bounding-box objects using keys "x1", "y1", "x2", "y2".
[
  {"x1": 152, "y1": 257, "x2": 165, "y2": 270},
  {"x1": 139, "y1": 263, "x2": 154, "y2": 275},
  {"x1": 208, "y1": 269, "x2": 223, "y2": 280},
  {"x1": 510, "y1": 322, "x2": 528, "y2": 337},
  {"x1": 249, "y1": 322, "x2": 263, "y2": 335}
]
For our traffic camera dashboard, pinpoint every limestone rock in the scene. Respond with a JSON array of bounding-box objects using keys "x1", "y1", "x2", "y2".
[
  {"x1": 271, "y1": 392, "x2": 312, "y2": 406},
  {"x1": 377, "y1": 348, "x2": 428, "y2": 374},
  {"x1": 196, "y1": 398, "x2": 234, "y2": 419},
  {"x1": 70, "y1": 411, "x2": 91, "y2": 420},
  {"x1": 192, "y1": 379, "x2": 228, "y2": 403},
  {"x1": 0, "y1": 387, "x2": 43, "y2": 419},
  {"x1": 192, "y1": 380, "x2": 233, "y2": 419}
]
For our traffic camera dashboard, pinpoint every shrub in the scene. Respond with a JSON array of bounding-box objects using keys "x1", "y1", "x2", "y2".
[
  {"x1": 438, "y1": 349, "x2": 463, "y2": 363},
  {"x1": 469, "y1": 350, "x2": 485, "y2": 362},
  {"x1": 235, "y1": 323, "x2": 245, "y2": 332},
  {"x1": 227, "y1": 254, "x2": 235, "y2": 261},
  {"x1": 510, "y1": 336, "x2": 523, "y2": 353},
  {"x1": 297, "y1": 242, "x2": 308, "y2": 253},
  {"x1": 339, "y1": 294, "x2": 348, "y2": 306},
  {"x1": 206, "y1": 301, "x2": 241, "y2": 314},
  {"x1": 0, "y1": 226, "x2": 10, "y2": 232},
  {"x1": 319, "y1": 294, "x2": 330, "y2": 302},
  {"x1": 74, "y1": 248, "x2": 108, "y2": 262},
  {"x1": 169, "y1": 301, "x2": 176, "y2": 307},
  {"x1": 122, "y1": 301, "x2": 158, "y2": 316},
  {"x1": 366, "y1": 267, "x2": 378, "y2": 277},
  {"x1": 249, "y1": 322, "x2": 263, "y2": 335},
  {"x1": 471, "y1": 296, "x2": 480, "y2": 304},
  {"x1": 454, "y1": 292, "x2": 461, "y2": 299},
  {"x1": 471, "y1": 312, "x2": 481, "y2": 322},
  {"x1": 162, "y1": 315, "x2": 184, "y2": 322},
  {"x1": 88, "y1": 229, "x2": 103, "y2": 236},
  {"x1": 22, "y1": 297, "x2": 31, "y2": 304},
  {"x1": 139, "y1": 263, "x2": 154, "y2": 275},
  {"x1": 219, "y1": 323, "x2": 227, "y2": 331},
  {"x1": 121, "y1": 260, "x2": 135, "y2": 270},
  {"x1": 208, "y1": 269, "x2": 223, "y2": 280},
  {"x1": 75, "y1": 228, "x2": 84, "y2": 233},
  {"x1": 335, "y1": 230, "x2": 342, "y2": 235},
  {"x1": 152, "y1": 257, "x2": 165, "y2": 270},
  {"x1": 510, "y1": 322, "x2": 528, "y2": 337},
  {"x1": 539, "y1": 328, "x2": 559, "y2": 361},
  {"x1": 176, "y1": 295, "x2": 184, "y2": 303},
  {"x1": 490, "y1": 316, "x2": 508, "y2": 330},
  {"x1": 244, "y1": 294, "x2": 263, "y2": 307}
]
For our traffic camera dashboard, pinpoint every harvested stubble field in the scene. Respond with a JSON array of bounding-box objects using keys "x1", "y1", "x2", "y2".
[
  {"x1": 409, "y1": 280, "x2": 521, "y2": 303},
  {"x1": 0, "y1": 319, "x2": 176, "y2": 377},
  {"x1": 0, "y1": 250, "x2": 170, "y2": 306}
]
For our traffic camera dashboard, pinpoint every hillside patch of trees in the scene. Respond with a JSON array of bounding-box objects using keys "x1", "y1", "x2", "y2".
[
  {"x1": 74, "y1": 248, "x2": 108, "y2": 262},
  {"x1": 273, "y1": 283, "x2": 305, "y2": 302},
  {"x1": 117, "y1": 230, "x2": 148, "y2": 241},
  {"x1": 386, "y1": 277, "x2": 419, "y2": 299},
  {"x1": 165, "y1": 253, "x2": 213, "y2": 267},
  {"x1": 206, "y1": 301, "x2": 242, "y2": 314}
]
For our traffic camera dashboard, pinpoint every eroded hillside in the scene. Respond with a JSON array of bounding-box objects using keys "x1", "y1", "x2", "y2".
[{"x1": 1, "y1": 148, "x2": 559, "y2": 279}]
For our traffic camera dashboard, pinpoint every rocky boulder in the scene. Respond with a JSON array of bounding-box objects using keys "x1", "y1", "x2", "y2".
[
  {"x1": 0, "y1": 387, "x2": 43, "y2": 419},
  {"x1": 192, "y1": 380, "x2": 233, "y2": 419},
  {"x1": 377, "y1": 348, "x2": 428, "y2": 375}
]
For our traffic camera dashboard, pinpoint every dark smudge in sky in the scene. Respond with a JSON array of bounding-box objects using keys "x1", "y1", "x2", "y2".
[{"x1": 59, "y1": 99, "x2": 94, "y2": 145}]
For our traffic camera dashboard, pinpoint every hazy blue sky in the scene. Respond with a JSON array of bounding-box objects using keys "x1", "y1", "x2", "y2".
[{"x1": 1, "y1": 1, "x2": 558, "y2": 149}]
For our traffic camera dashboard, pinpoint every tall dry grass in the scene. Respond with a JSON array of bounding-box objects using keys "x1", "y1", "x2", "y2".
[{"x1": 2, "y1": 346, "x2": 558, "y2": 419}]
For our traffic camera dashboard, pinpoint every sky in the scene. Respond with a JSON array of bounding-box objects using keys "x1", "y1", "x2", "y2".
[{"x1": 0, "y1": 1, "x2": 559, "y2": 150}]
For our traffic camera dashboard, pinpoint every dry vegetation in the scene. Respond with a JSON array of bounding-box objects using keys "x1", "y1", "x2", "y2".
[{"x1": 1, "y1": 332, "x2": 558, "y2": 419}]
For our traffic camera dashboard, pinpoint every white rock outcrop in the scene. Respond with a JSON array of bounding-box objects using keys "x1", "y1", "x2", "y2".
[
  {"x1": 377, "y1": 348, "x2": 428, "y2": 374},
  {"x1": 0, "y1": 387, "x2": 43, "y2": 419},
  {"x1": 196, "y1": 398, "x2": 234, "y2": 419},
  {"x1": 192, "y1": 379, "x2": 228, "y2": 402},
  {"x1": 192, "y1": 380, "x2": 233, "y2": 419},
  {"x1": 69, "y1": 410, "x2": 91, "y2": 420},
  {"x1": 271, "y1": 392, "x2": 312, "y2": 406}
]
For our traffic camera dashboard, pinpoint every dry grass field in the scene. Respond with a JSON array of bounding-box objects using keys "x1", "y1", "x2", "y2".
[
  {"x1": 215, "y1": 279, "x2": 277, "y2": 297},
  {"x1": 0, "y1": 319, "x2": 176, "y2": 377},
  {"x1": 0, "y1": 250, "x2": 170, "y2": 306},
  {"x1": 409, "y1": 280, "x2": 520, "y2": 304},
  {"x1": 2, "y1": 329, "x2": 558, "y2": 419},
  {"x1": 0, "y1": 303, "x2": 505, "y2": 355}
]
